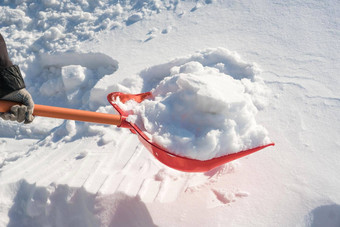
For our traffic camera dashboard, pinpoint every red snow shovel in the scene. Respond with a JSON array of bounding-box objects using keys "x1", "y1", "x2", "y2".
[{"x1": 0, "y1": 92, "x2": 274, "y2": 172}]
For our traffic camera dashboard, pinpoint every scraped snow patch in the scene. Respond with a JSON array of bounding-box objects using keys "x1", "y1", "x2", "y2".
[{"x1": 114, "y1": 50, "x2": 271, "y2": 160}]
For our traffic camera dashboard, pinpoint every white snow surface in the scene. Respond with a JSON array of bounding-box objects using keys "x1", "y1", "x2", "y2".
[
  {"x1": 115, "y1": 52, "x2": 271, "y2": 160},
  {"x1": 0, "y1": 0, "x2": 339, "y2": 226}
]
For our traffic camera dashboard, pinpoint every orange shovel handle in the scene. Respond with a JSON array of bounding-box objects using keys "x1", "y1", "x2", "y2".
[{"x1": 0, "y1": 100, "x2": 122, "y2": 126}]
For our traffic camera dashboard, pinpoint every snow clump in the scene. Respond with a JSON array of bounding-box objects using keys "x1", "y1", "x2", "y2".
[{"x1": 116, "y1": 60, "x2": 271, "y2": 160}]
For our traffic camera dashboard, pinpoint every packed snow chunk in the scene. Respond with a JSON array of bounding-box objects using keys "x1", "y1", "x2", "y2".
[
  {"x1": 61, "y1": 65, "x2": 87, "y2": 91},
  {"x1": 43, "y1": 26, "x2": 65, "y2": 41},
  {"x1": 61, "y1": 65, "x2": 88, "y2": 101},
  {"x1": 116, "y1": 61, "x2": 271, "y2": 160}
]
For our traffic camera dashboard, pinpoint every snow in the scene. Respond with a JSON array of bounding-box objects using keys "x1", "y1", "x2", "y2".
[
  {"x1": 114, "y1": 52, "x2": 271, "y2": 160},
  {"x1": 1, "y1": 0, "x2": 339, "y2": 226}
]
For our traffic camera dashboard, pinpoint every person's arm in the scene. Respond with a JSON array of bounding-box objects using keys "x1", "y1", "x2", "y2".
[{"x1": 0, "y1": 33, "x2": 34, "y2": 124}]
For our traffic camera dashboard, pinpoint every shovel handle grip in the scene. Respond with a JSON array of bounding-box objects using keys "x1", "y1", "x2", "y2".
[{"x1": 0, "y1": 100, "x2": 122, "y2": 126}]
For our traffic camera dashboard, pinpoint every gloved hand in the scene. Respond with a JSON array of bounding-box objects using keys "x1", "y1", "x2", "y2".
[{"x1": 0, "y1": 88, "x2": 34, "y2": 124}]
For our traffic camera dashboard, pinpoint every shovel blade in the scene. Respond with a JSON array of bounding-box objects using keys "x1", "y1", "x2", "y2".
[{"x1": 107, "y1": 92, "x2": 274, "y2": 172}]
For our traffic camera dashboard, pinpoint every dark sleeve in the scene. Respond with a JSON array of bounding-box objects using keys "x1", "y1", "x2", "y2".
[{"x1": 0, "y1": 65, "x2": 26, "y2": 98}]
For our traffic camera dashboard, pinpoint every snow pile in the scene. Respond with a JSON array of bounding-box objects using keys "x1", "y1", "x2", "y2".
[
  {"x1": 116, "y1": 49, "x2": 271, "y2": 160},
  {"x1": 0, "y1": 0, "x2": 195, "y2": 67}
]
